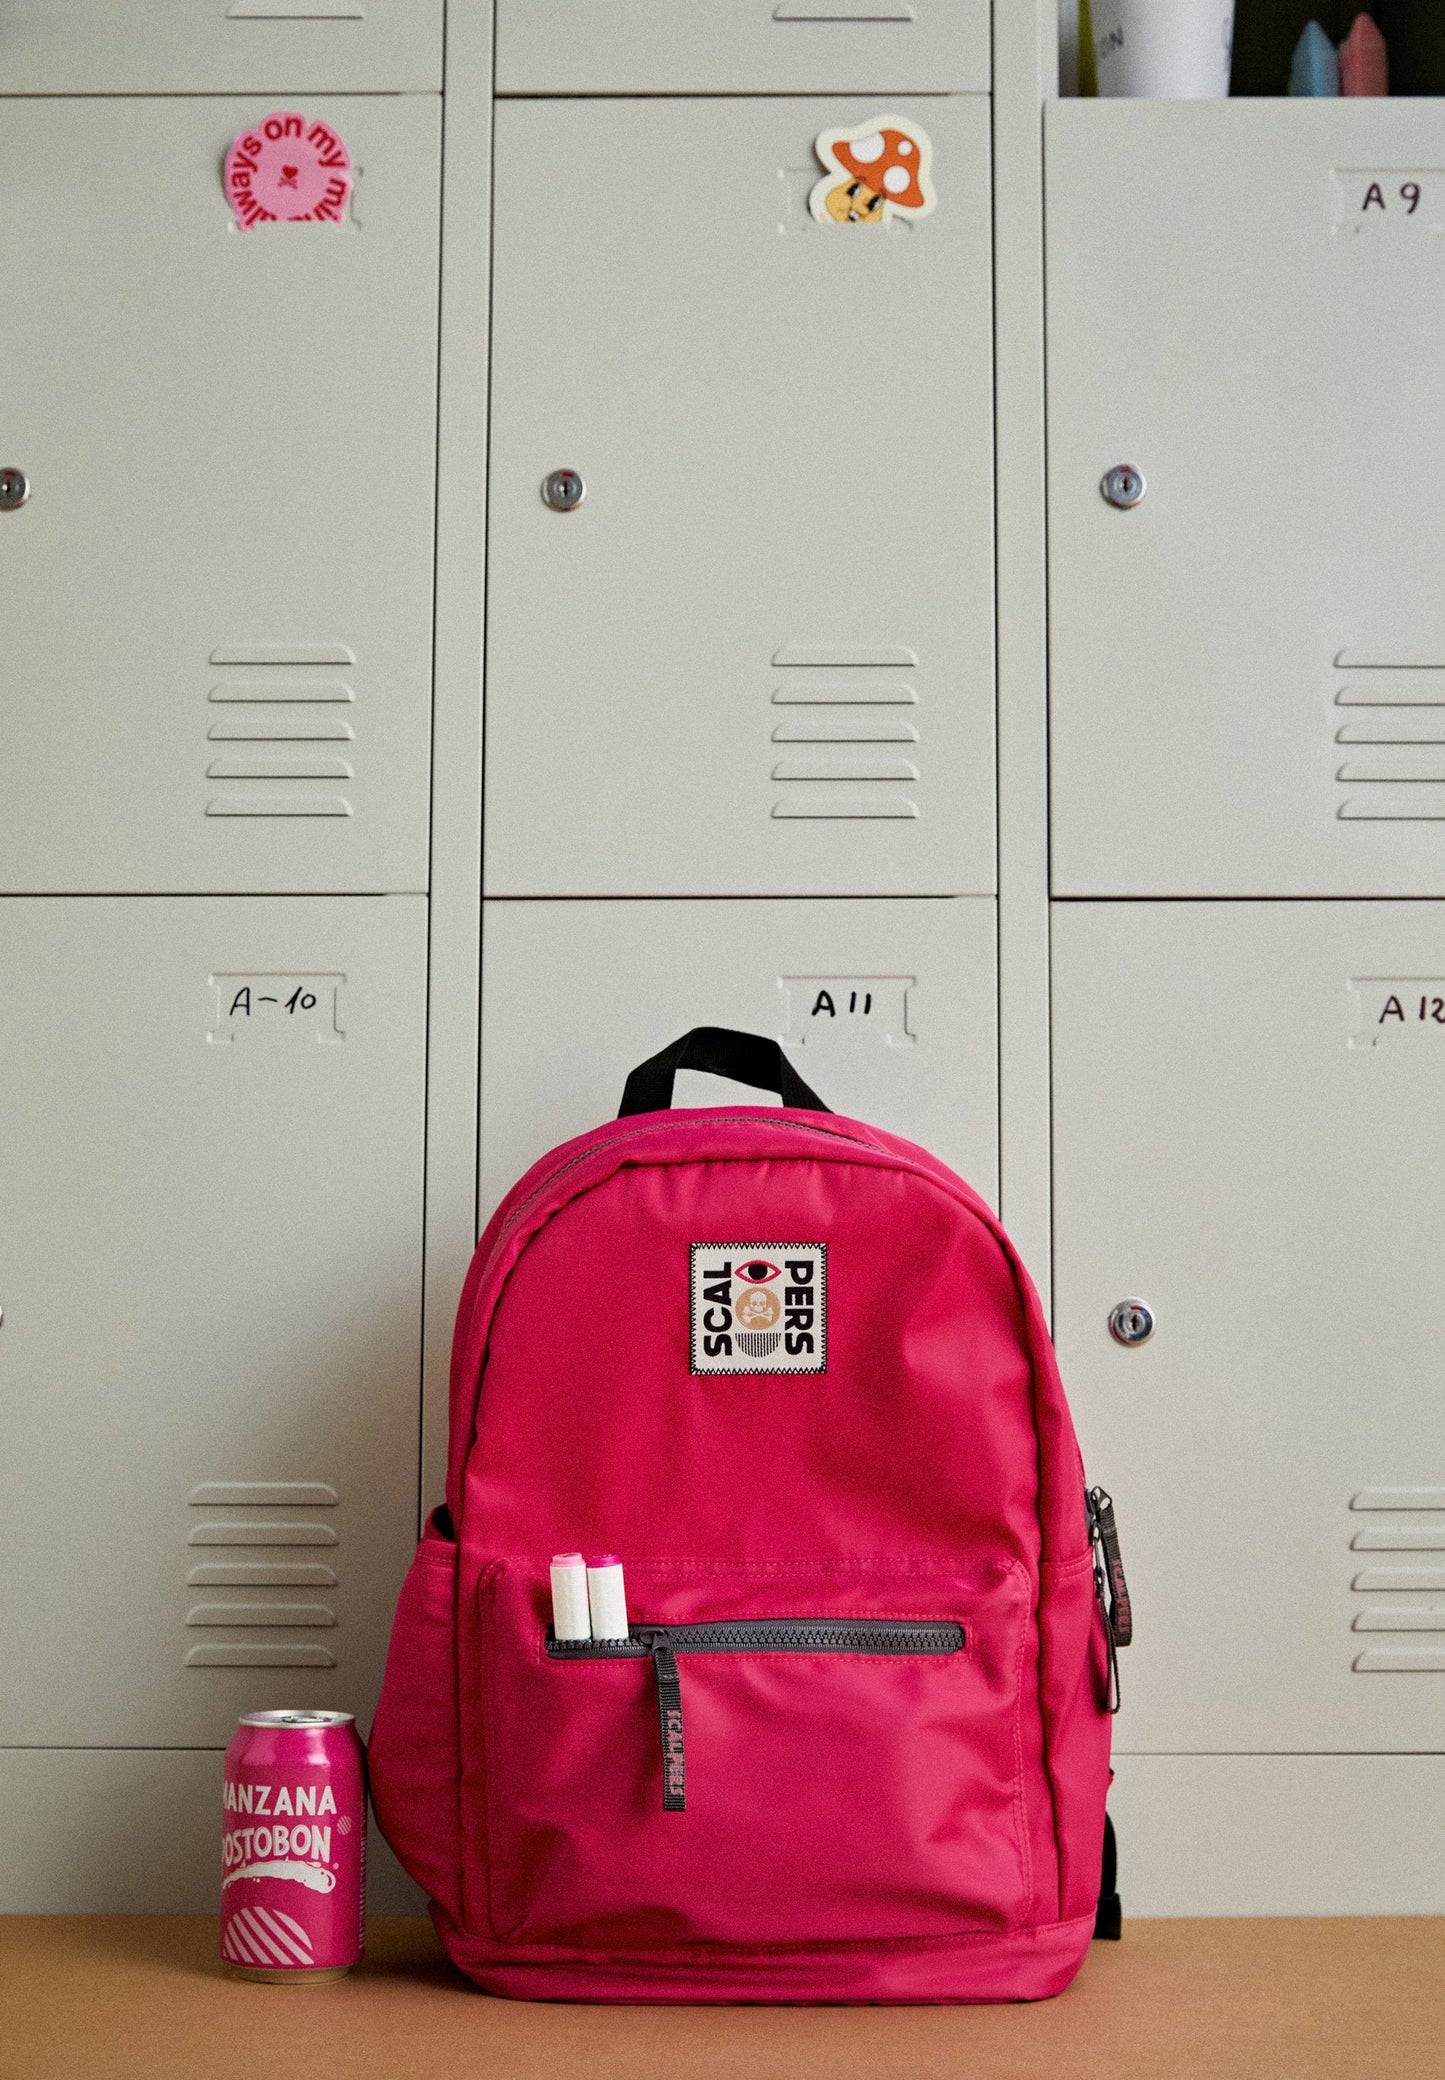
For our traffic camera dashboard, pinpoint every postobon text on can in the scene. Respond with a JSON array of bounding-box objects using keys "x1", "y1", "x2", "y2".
[{"x1": 221, "y1": 1710, "x2": 366, "y2": 1982}]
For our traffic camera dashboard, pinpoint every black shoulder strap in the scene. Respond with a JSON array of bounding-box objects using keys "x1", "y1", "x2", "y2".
[
  {"x1": 618, "y1": 1027, "x2": 830, "y2": 1118},
  {"x1": 1093, "y1": 1812, "x2": 1122, "y2": 1940}
]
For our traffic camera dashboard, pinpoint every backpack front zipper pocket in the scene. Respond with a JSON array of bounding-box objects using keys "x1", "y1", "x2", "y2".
[
  {"x1": 547, "y1": 1620, "x2": 965, "y2": 1813},
  {"x1": 474, "y1": 1560, "x2": 1032, "y2": 1949}
]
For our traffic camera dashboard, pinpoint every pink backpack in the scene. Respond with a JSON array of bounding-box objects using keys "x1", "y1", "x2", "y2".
[{"x1": 370, "y1": 1029, "x2": 1126, "y2": 2002}]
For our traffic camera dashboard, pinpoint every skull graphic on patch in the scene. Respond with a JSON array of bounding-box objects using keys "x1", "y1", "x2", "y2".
[{"x1": 689, "y1": 1245, "x2": 827, "y2": 1375}]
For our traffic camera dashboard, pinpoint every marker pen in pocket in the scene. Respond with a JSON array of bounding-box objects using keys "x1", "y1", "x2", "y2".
[
  {"x1": 550, "y1": 1552, "x2": 591, "y2": 1641},
  {"x1": 586, "y1": 1555, "x2": 629, "y2": 1641}
]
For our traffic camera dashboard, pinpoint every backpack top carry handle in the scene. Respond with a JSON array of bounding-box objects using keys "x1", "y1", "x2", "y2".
[{"x1": 618, "y1": 1026, "x2": 831, "y2": 1119}]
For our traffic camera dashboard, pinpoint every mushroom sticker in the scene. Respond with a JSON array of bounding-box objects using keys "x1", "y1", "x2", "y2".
[{"x1": 809, "y1": 115, "x2": 936, "y2": 227}]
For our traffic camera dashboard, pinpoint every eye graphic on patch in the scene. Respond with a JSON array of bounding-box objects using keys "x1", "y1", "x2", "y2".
[{"x1": 736, "y1": 1259, "x2": 781, "y2": 1284}]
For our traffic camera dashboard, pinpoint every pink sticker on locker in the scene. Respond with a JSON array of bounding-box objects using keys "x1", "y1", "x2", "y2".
[{"x1": 224, "y1": 111, "x2": 352, "y2": 231}]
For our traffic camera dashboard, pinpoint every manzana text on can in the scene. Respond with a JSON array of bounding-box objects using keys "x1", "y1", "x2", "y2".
[{"x1": 221, "y1": 1710, "x2": 365, "y2": 1981}]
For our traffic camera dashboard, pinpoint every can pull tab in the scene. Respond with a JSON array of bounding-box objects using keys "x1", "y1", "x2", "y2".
[
  {"x1": 1087, "y1": 1486, "x2": 1132, "y2": 1713},
  {"x1": 643, "y1": 1631, "x2": 687, "y2": 1813}
]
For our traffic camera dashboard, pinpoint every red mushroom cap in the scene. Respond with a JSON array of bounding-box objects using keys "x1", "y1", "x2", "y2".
[{"x1": 831, "y1": 127, "x2": 925, "y2": 211}]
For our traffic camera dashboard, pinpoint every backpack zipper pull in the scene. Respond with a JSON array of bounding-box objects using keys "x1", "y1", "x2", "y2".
[
  {"x1": 1089, "y1": 1488, "x2": 1132, "y2": 1648},
  {"x1": 643, "y1": 1630, "x2": 686, "y2": 1812},
  {"x1": 1087, "y1": 1486, "x2": 1131, "y2": 1715}
]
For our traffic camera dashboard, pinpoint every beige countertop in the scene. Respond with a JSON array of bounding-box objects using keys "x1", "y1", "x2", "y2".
[{"x1": 2, "y1": 1914, "x2": 1440, "y2": 2080}]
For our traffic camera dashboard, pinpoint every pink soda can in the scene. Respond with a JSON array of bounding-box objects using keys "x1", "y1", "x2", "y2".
[{"x1": 221, "y1": 1710, "x2": 366, "y2": 1982}]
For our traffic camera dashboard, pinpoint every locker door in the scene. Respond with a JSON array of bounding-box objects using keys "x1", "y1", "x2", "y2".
[
  {"x1": 486, "y1": 97, "x2": 994, "y2": 900},
  {"x1": 496, "y1": 1, "x2": 988, "y2": 94},
  {"x1": 0, "y1": 3, "x2": 441, "y2": 93},
  {"x1": 1047, "y1": 104, "x2": 1445, "y2": 898},
  {"x1": 479, "y1": 897, "x2": 997, "y2": 1218},
  {"x1": 0, "y1": 897, "x2": 426, "y2": 1745},
  {"x1": 1053, "y1": 900, "x2": 1445, "y2": 1755},
  {"x1": 1, "y1": 97, "x2": 439, "y2": 894}
]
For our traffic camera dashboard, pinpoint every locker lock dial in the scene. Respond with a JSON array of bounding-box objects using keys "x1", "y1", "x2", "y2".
[
  {"x1": 541, "y1": 468, "x2": 586, "y2": 512},
  {"x1": 1108, "y1": 1299, "x2": 1155, "y2": 1347},
  {"x1": 1100, "y1": 464, "x2": 1145, "y2": 511},
  {"x1": 0, "y1": 468, "x2": 30, "y2": 511}
]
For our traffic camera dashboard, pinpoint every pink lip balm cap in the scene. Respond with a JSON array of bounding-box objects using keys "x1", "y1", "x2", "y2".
[
  {"x1": 549, "y1": 1552, "x2": 591, "y2": 1641},
  {"x1": 585, "y1": 1555, "x2": 629, "y2": 1641}
]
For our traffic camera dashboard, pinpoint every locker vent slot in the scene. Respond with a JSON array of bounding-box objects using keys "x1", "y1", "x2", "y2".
[
  {"x1": 1352, "y1": 1608, "x2": 1445, "y2": 1631},
  {"x1": 772, "y1": 644, "x2": 917, "y2": 668},
  {"x1": 773, "y1": 793, "x2": 918, "y2": 819},
  {"x1": 209, "y1": 716, "x2": 354, "y2": 740},
  {"x1": 210, "y1": 644, "x2": 356, "y2": 666},
  {"x1": 228, "y1": 2, "x2": 363, "y2": 14},
  {"x1": 1349, "y1": 1496, "x2": 1445, "y2": 1671},
  {"x1": 209, "y1": 685, "x2": 354, "y2": 704},
  {"x1": 186, "y1": 1486, "x2": 342, "y2": 1669},
  {"x1": 771, "y1": 648, "x2": 921, "y2": 819},
  {"x1": 207, "y1": 650, "x2": 357, "y2": 818},
  {"x1": 772, "y1": 683, "x2": 916, "y2": 706},
  {"x1": 188, "y1": 1563, "x2": 338, "y2": 1588},
  {"x1": 187, "y1": 1604, "x2": 336, "y2": 1628},
  {"x1": 772, "y1": 2, "x2": 917, "y2": 17},
  {"x1": 771, "y1": 757, "x2": 919, "y2": 783},
  {"x1": 188, "y1": 1522, "x2": 337, "y2": 1545},
  {"x1": 207, "y1": 756, "x2": 354, "y2": 781},
  {"x1": 1352, "y1": 1488, "x2": 1445, "y2": 1508},
  {"x1": 207, "y1": 796, "x2": 352, "y2": 817},
  {"x1": 1334, "y1": 668, "x2": 1445, "y2": 819},
  {"x1": 1351, "y1": 1526, "x2": 1445, "y2": 1550},
  {"x1": 189, "y1": 1482, "x2": 338, "y2": 1508},
  {"x1": 1353, "y1": 1567, "x2": 1445, "y2": 1592},
  {"x1": 772, "y1": 717, "x2": 918, "y2": 743},
  {"x1": 186, "y1": 1644, "x2": 336, "y2": 1668}
]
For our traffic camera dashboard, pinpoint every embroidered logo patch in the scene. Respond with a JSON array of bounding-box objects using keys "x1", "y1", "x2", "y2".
[{"x1": 690, "y1": 1245, "x2": 827, "y2": 1375}]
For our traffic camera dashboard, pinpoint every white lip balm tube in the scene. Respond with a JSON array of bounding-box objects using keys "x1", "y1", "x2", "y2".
[
  {"x1": 550, "y1": 1552, "x2": 592, "y2": 1641},
  {"x1": 586, "y1": 1555, "x2": 629, "y2": 1642}
]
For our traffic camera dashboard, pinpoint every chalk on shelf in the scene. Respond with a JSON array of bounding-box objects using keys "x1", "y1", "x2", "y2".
[
  {"x1": 550, "y1": 1552, "x2": 592, "y2": 1641},
  {"x1": 1289, "y1": 21, "x2": 1341, "y2": 95},
  {"x1": 1340, "y1": 14, "x2": 1388, "y2": 96},
  {"x1": 586, "y1": 1555, "x2": 629, "y2": 1642}
]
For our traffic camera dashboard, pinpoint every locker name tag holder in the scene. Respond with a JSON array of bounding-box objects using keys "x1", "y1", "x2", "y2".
[
  {"x1": 209, "y1": 974, "x2": 344, "y2": 1045},
  {"x1": 780, "y1": 976, "x2": 916, "y2": 1047},
  {"x1": 1349, "y1": 978, "x2": 1445, "y2": 1049},
  {"x1": 810, "y1": 117, "x2": 936, "y2": 228},
  {"x1": 225, "y1": 112, "x2": 353, "y2": 231},
  {"x1": 1332, "y1": 171, "x2": 1443, "y2": 237}
]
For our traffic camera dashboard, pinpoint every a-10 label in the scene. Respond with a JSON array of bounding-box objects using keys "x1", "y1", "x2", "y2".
[
  {"x1": 1350, "y1": 978, "x2": 1445, "y2": 1049},
  {"x1": 208, "y1": 973, "x2": 343, "y2": 1045}
]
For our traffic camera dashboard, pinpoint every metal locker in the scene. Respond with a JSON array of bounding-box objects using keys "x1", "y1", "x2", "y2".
[
  {"x1": 478, "y1": 897, "x2": 998, "y2": 1220},
  {"x1": 0, "y1": 96, "x2": 439, "y2": 895},
  {"x1": 1047, "y1": 104, "x2": 1445, "y2": 899},
  {"x1": 0, "y1": 2, "x2": 441, "y2": 94},
  {"x1": 1052, "y1": 900, "x2": 1445, "y2": 1771},
  {"x1": 495, "y1": 1, "x2": 988, "y2": 95},
  {"x1": 485, "y1": 96, "x2": 994, "y2": 900},
  {"x1": 0, "y1": 896, "x2": 426, "y2": 1747}
]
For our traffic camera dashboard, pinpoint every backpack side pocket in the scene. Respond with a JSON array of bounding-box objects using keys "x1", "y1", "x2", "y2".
[
  {"x1": 1038, "y1": 1551, "x2": 1113, "y2": 1925},
  {"x1": 370, "y1": 1506, "x2": 461, "y2": 1924}
]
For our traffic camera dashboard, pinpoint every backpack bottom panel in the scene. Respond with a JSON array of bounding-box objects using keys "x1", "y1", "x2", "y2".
[{"x1": 427, "y1": 1901, "x2": 1097, "y2": 2003}]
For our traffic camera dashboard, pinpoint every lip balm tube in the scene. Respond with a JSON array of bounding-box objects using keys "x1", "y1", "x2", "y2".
[
  {"x1": 586, "y1": 1555, "x2": 629, "y2": 1642},
  {"x1": 550, "y1": 1552, "x2": 591, "y2": 1641}
]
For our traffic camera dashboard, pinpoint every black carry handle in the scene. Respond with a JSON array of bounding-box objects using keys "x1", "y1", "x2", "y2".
[{"x1": 618, "y1": 1027, "x2": 831, "y2": 1118}]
